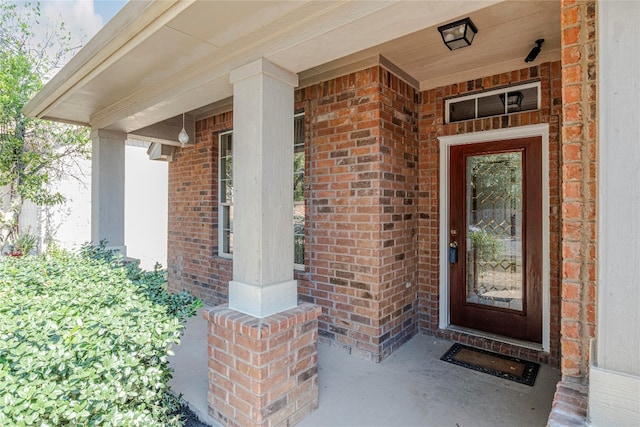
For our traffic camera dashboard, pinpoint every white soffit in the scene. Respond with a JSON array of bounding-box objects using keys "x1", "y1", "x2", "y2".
[{"x1": 24, "y1": 0, "x2": 560, "y2": 133}]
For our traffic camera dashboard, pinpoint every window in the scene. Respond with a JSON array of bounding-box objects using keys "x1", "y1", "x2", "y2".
[
  {"x1": 217, "y1": 113, "x2": 306, "y2": 267},
  {"x1": 219, "y1": 131, "x2": 233, "y2": 257},
  {"x1": 293, "y1": 113, "x2": 305, "y2": 268},
  {"x1": 445, "y1": 82, "x2": 540, "y2": 124}
]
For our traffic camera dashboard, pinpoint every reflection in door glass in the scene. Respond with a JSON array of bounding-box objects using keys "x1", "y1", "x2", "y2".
[{"x1": 466, "y1": 152, "x2": 523, "y2": 311}]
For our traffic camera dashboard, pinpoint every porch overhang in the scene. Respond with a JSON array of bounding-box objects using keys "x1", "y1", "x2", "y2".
[{"x1": 23, "y1": 0, "x2": 560, "y2": 133}]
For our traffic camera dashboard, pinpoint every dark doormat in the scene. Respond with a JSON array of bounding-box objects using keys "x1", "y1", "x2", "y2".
[{"x1": 440, "y1": 343, "x2": 540, "y2": 386}]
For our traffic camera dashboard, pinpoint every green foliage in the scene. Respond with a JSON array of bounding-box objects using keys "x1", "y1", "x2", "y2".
[
  {"x1": 0, "y1": 245, "x2": 201, "y2": 426},
  {"x1": 293, "y1": 151, "x2": 305, "y2": 202},
  {"x1": 469, "y1": 229, "x2": 502, "y2": 261},
  {"x1": 0, "y1": 0, "x2": 90, "y2": 236},
  {"x1": 6, "y1": 230, "x2": 38, "y2": 256},
  {"x1": 0, "y1": 207, "x2": 18, "y2": 247}
]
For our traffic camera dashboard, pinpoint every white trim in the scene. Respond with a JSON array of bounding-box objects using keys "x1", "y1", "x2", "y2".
[
  {"x1": 438, "y1": 124, "x2": 550, "y2": 351},
  {"x1": 90, "y1": 129, "x2": 127, "y2": 141},
  {"x1": 230, "y1": 58, "x2": 299, "y2": 88},
  {"x1": 590, "y1": 4, "x2": 640, "y2": 423},
  {"x1": 589, "y1": 340, "x2": 640, "y2": 426},
  {"x1": 595, "y1": 0, "x2": 640, "y2": 377},
  {"x1": 229, "y1": 279, "x2": 298, "y2": 318}
]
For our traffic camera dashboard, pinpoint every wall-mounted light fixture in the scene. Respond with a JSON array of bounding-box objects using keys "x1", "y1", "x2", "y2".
[
  {"x1": 437, "y1": 17, "x2": 478, "y2": 50},
  {"x1": 178, "y1": 113, "x2": 189, "y2": 147},
  {"x1": 525, "y1": 39, "x2": 544, "y2": 63},
  {"x1": 499, "y1": 91, "x2": 524, "y2": 112}
]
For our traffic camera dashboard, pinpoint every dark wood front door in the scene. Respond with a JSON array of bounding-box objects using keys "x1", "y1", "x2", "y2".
[{"x1": 449, "y1": 137, "x2": 542, "y2": 343}]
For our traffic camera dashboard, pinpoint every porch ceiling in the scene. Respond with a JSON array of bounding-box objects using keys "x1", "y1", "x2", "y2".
[{"x1": 24, "y1": 0, "x2": 560, "y2": 134}]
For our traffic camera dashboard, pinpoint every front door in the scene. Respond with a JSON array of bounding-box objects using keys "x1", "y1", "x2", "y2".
[{"x1": 449, "y1": 137, "x2": 542, "y2": 343}]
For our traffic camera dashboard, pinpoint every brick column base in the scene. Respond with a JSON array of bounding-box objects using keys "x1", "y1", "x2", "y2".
[
  {"x1": 546, "y1": 378, "x2": 588, "y2": 427},
  {"x1": 205, "y1": 303, "x2": 321, "y2": 427}
]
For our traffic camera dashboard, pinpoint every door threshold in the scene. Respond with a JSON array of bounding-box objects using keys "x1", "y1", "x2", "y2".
[{"x1": 446, "y1": 325, "x2": 544, "y2": 352}]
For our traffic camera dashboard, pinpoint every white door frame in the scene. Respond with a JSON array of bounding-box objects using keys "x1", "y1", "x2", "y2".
[{"x1": 438, "y1": 124, "x2": 550, "y2": 351}]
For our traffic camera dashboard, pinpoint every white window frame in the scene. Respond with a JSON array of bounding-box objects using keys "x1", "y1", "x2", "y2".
[
  {"x1": 445, "y1": 81, "x2": 541, "y2": 124},
  {"x1": 218, "y1": 130, "x2": 233, "y2": 258}
]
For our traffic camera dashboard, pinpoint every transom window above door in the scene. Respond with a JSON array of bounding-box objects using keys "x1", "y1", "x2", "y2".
[{"x1": 445, "y1": 82, "x2": 540, "y2": 123}]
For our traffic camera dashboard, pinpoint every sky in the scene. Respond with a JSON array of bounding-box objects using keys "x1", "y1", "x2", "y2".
[
  {"x1": 40, "y1": 0, "x2": 126, "y2": 39},
  {"x1": 12, "y1": 0, "x2": 127, "y2": 64}
]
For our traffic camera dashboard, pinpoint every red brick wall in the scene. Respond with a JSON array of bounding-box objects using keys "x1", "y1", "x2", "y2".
[
  {"x1": 169, "y1": 62, "x2": 568, "y2": 365},
  {"x1": 296, "y1": 66, "x2": 419, "y2": 361},
  {"x1": 559, "y1": 0, "x2": 597, "y2": 380},
  {"x1": 206, "y1": 304, "x2": 321, "y2": 427},
  {"x1": 547, "y1": 3, "x2": 596, "y2": 424},
  {"x1": 167, "y1": 113, "x2": 233, "y2": 305},
  {"x1": 378, "y1": 70, "x2": 419, "y2": 358},
  {"x1": 168, "y1": 66, "x2": 418, "y2": 362},
  {"x1": 417, "y1": 62, "x2": 563, "y2": 366}
]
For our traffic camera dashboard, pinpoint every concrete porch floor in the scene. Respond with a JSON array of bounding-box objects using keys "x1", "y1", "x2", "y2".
[{"x1": 169, "y1": 310, "x2": 561, "y2": 427}]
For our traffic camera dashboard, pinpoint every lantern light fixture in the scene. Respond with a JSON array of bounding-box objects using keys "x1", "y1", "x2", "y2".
[
  {"x1": 499, "y1": 91, "x2": 524, "y2": 112},
  {"x1": 437, "y1": 17, "x2": 478, "y2": 50},
  {"x1": 178, "y1": 113, "x2": 189, "y2": 147}
]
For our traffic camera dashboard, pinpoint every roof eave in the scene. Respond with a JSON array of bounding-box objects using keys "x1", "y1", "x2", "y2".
[{"x1": 22, "y1": 0, "x2": 193, "y2": 122}]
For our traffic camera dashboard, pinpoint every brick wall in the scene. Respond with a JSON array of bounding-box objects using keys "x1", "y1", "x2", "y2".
[
  {"x1": 547, "y1": 1, "x2": 596, "y2": 425},
  {"x1": 417, "y1": 62, "x2": 563, "y2": 366},
  {"x1": 206, "y1": 304, "x2": 321, "y2": 427},
  {"x1": 169, "y1": 65, "x2": 419, "y2": 362},
  {"x1": 169, "y1": 61, "x2": 568, "y2": 366},
  {"x1": 377, "y1": 70, "x2": 420, "y2": 358},
  {"x1": 296, "y1": 65, "x2": 419, "y2": 361},
  {"x1": 167, "y1": 113, "x2": 233, "y2": 305},
  {"x1": 558, "y1": 0, "x2": 597, "y2": 380}
]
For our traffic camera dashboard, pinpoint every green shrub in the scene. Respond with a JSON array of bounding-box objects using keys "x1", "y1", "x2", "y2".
[
  {"x1": 8, "y1": 231, "x2": 39, "y2": 256},
  {"x1": 469, "y1": 229, "x2": 502, "y2": 261},
  {"x1": 0, "y1": 244, "x2": 201, "y2": 426}
]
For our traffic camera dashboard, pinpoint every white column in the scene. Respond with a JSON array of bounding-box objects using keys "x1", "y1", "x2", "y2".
[
  {"x1": 228, "y1": 58, "x2": 298, "y2": 318},
  {"x1": 590, "y1": 2, "x2": 640, "y2": 425},
  {"x1": 91, "y1": 129, "x2": 126, "y2": 256}
]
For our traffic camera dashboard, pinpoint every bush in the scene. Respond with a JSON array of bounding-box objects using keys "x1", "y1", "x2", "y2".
[
  {"x1": 469, "y1": 228, "x2": 502, "y2": 261},
  {"x1": 0, "y1": 244, "x2": 201, "y2": 426}
]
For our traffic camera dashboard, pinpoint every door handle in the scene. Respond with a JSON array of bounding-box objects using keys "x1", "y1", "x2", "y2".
[{"x1": 449, "y1": 241, "x2": 458, "y2": 263}]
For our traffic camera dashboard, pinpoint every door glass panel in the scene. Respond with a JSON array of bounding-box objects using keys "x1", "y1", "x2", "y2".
[{"x1": 466, "y1": 152, "x2": 523, "y2": 311}]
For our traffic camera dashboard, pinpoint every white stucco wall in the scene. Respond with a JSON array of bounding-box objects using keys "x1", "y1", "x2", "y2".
[
  {"x1": 46, "y1": 143, "x2": 167, "y2": 270},
  {"x1": 46, "y1": 157, "x2": 92, "y2": 252},
  {"x1": 124, "y1": 142, "x2": 168, "y2": 270}
]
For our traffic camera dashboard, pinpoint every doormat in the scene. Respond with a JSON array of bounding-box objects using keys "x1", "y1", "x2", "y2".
[{"x1": 440, "y1": 343, "x2": 540, "y2": 386}]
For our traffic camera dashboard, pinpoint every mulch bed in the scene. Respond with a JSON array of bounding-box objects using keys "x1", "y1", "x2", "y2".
[{"x1": 175, "y1": 405, "x2": 212, "y2": 427}]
